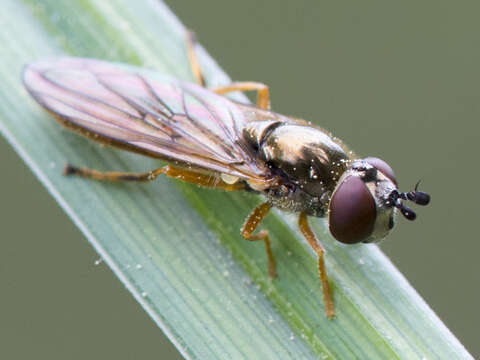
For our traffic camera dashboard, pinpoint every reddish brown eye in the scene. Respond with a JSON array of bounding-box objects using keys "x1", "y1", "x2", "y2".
[
  {"x1": 364, "y1": 157, "x2": 397, "y2": 186},
  {"x1": 328, "y1": 176, "x2": 376, "y2": 244}
]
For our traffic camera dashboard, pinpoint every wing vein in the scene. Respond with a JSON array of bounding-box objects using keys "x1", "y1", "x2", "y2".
[
  {"x1": 39, "y1": 69, "x2": 143, "y2": 121},
  {"x1": 24, "y1": 58, "x2": 273, "y2": 182}
]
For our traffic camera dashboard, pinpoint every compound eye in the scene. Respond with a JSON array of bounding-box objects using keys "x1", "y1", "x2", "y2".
[
  {"x1": 364, "y1": 157, "x2": 397, "y2": 186},
  {"x1": 328, "y1": 176, "x2": 376, "y2": 244}
]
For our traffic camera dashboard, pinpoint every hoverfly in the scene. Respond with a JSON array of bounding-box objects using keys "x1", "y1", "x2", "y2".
[{"x1": 22, "y1": 34, "x2": 430, "y2": 318}]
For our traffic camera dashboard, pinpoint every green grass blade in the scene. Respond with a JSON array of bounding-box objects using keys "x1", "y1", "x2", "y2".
[{"x1": 0, "y1": 0, "x2": 473, "y2": 359}]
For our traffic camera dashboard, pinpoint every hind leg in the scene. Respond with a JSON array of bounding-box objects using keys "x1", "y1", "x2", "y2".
[{"x1": 64, "y1": 164, "x2": 244, "y2": 191}]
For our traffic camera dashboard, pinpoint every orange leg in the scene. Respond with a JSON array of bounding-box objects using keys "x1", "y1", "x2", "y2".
[
  {"x1": 64, "y1": 164, "x2": 244, "y2": 191},
  {"x1": 241, "y1": 202, "x2": 277, "y2": 278},
  {"x1": 185, "y1": 30, "x2": 271, "y2": 110},
  {"x1": 186, "y1": 31, "x2": 206, "y2": 87},
  {"x1": 211, "y1": 82, "x2": 271, "y2": 110},
  {"x1": 298, "y1": 212, "x2": 335, "y2": 319}
]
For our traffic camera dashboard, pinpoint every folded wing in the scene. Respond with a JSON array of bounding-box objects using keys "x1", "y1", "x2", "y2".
[{"x1": 23, "y1": 57, "x2": 269, "y2": 182}]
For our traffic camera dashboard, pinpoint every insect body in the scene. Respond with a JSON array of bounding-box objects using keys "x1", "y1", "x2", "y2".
[{"x1": 23, "y1": 40, "x2": 429, "y2": 318}]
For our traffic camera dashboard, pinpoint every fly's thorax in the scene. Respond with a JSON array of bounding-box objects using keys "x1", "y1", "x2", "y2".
[
  {"x1": 328, "y1": 158, "x2": 398, "y2": 244},
  {"x1": 242, "y1": 119, "x2": 282, "y2": 150},
  {"x1": 243, "y1": 120, "x2": 354, "y2": 216},
  {"x1": 263, "y1": 182, "x2": 330, "y2": 217},
  {"x1": 244, "y1": 121, "x2": 351, "y2": 194}
]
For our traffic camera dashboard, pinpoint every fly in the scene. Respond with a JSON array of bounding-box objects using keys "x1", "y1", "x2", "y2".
[{"x1": 22, "y1": 33, "x2": 430, "y2": 318}]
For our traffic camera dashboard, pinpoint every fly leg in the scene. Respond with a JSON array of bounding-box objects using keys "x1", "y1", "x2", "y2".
[
  {"x1": 241, "y1": 202, "x2": 277, "y2": 278},
  {"x1": 64, "y1": 164, "x2": 244, "y2": 191},
  {"x1": 185, "y1": 31, "x2": 271, "y2": 110},
  {"x1": 186, "y1": 31, "x2": 206, "y2": 87},
  {"x1": 211, "y1": 82, "x2": 271, "y2": 110},
  {"x1": 298, "y1": 212, "x2": 335, "y2": 318}
]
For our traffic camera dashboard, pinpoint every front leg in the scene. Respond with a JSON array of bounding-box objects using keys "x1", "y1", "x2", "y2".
[
  {"x1": 241, "y1": 202, "x2": 277, "y2": 278},
  {"x1": 298, "y1": 212, "x2": 335, "y2": 318}
]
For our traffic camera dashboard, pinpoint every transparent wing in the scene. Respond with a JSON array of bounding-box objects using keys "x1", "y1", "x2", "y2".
[{"x1": 23, "y1": 57, "x2": 270, "y2": 182}]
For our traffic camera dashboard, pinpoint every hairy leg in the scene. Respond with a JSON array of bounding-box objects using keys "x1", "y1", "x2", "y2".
[
  {"x1": 64, "y1": 164, "x2": 245, "y2": 191},
  {"x1": 298, "y1": 212, "x2": 335, "y2": 318},
  {"x1": 241, "y1": 202, "x2": 277, "y2": 278}
]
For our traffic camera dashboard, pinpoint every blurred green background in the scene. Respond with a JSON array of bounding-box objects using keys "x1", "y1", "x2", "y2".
[{"x1": 1, "y1": 0, "x2": 478, "y2": 359}]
